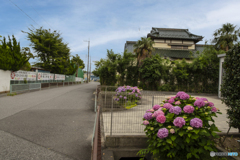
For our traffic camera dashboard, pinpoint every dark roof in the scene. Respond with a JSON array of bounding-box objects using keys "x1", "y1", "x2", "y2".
[{"x1": 147, "y1": 28, "x2": 203, "y2": 43}]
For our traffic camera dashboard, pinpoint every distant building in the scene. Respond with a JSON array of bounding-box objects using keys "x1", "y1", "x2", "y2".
[
  {"x1": 30, "y1": 67, "x2": 50, "y2": 73},
  {"x1": 124, "y1": 28, "x2": 208, "y2": 60}
]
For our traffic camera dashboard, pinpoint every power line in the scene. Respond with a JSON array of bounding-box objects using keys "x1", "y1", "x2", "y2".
[
  {"x1": 8, "y1": 0, "x2": 39, "y2": 27},
  {"x1": 24, "y1": 0, "x2": 53, "y2": 30}
]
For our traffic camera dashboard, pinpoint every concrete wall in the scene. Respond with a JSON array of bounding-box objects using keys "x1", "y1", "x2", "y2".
[{"x1": 0, "y1": 69, "x2": 11, "y2": 93}]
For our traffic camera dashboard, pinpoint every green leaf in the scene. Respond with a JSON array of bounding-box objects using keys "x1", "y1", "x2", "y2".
[
  {"x1": 166, "y1": 138, "x2": 172, "y2": 144},
  {"x1": 191, "y1": 134, "x2": 199, "y2": 139},
  {"x1": 170, "y1": 135, "x2": 176, "y2": 141},
  {"x1": 179, "y1": 131, "x2": 184, "y2": 136},
  {"x1": 185, "y1": 137, "x2": 190, "y2": 143},
  {"x1": 188, "y1": 133, "x2": 191, "y2": 138},
  {"x1": 187, "y1": 153, "x2": 192, "y2": 159},
  {"x1": 192, "y1": 129, "x2": 200, "y2": 134}
]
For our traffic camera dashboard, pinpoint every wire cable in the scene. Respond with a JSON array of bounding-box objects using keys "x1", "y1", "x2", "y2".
[
  {"x1": 8, "y1": 0, "x2": 39, "y2": 27},
  {"x1": 24, "y1": 0, "x2": 54, "y2": 30}
]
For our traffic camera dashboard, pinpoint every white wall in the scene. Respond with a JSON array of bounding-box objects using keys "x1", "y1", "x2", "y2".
[
  {"x1": 0, "y1": 69, "x2": 11, "y2": 93},
  {"x1": 218, "y1": 54, "x2": 226, "y2": 98}
]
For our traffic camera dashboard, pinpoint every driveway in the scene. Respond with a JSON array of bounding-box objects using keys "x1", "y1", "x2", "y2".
[{"x1": 0, "y1": 82, "x2": 99, "y2": 160}]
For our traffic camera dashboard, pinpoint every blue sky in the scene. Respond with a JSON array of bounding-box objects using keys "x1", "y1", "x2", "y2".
[{"x1": 1, "y1": 0, "x2": 240, "y2": 71}]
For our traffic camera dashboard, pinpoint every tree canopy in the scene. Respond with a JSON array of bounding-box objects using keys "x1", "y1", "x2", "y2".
[
  {"x1": 0, "y1": 35, "x2": 33, "y2": 71},
  {"x1": 213, "y1": 23, "x2": 240, "y2": 51},
  {"x1": 22, "y1": 27, "x2": 80, "y2": 75}
]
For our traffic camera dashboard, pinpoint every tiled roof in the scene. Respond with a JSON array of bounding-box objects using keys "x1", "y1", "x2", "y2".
[{"x1": 147, "y1": 28, "x2": 203, "y2": 42}]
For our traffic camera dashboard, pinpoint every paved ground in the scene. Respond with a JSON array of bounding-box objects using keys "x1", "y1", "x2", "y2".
[
  {"x1": 0, "y1": 82, "x2": 99, "y2": 160},
  {"x1": 102, "y1": 93, "x2": 238, "y2": 136}
]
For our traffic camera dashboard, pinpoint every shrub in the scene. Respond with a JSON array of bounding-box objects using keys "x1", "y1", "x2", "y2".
[
  {"x1": 138, "y1": 91, "x2": 222, "y2": 160},
  {"x1": 114, "y1": 85, "x2": 141, "y2": 109}
]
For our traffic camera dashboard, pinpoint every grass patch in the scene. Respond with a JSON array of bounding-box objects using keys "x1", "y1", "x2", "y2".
[{"x1": 7, "y1": 92, "x2": 17, "y2": 96}]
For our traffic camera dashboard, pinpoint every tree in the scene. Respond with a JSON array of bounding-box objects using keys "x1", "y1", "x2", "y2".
[
  {"x1": 72, "y1": 54, "x2": 85, "y2": 77},
  {"x1": 133, "y1": 37, "x2": 155, "y2": 66},
  {"x1": 221, "y1": 43, "x2": 240, "y2": 132},
  {"x1": 139, "y1": 54, "x2": 168, "y2": 90},
  {"x1": 0, "y1": 35, "x2": 33, "y2": 71},
  {"x1": 213, "y1": 23, "x2": 240, "y2": 51},
  {"x1": 116, "y1": 50, "x2": 136, "y2": 86},
  {"x1": 92, "y1": 49, "x2": 118, "y2": 85},
  {"x1": 22, "y1": 27, "x2": 74, "y2": 74}
]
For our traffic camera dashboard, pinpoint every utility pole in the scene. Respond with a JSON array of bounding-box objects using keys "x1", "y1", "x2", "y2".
[
  {"x1": 84, "y1": 40, "x2": 90, "y2": 83},
  {"x1": 90, "y1": 56, "x2": 91, "y2": 82}
]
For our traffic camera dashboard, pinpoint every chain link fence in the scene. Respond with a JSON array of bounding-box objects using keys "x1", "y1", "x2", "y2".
[{"x1": 97, "y1": 86, "x2": 174, "y2": 136}]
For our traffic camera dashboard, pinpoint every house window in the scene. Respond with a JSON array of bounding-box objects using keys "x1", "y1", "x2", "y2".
[{"x1": 171, "y1": 45, "x2": 188, "y2": 49}]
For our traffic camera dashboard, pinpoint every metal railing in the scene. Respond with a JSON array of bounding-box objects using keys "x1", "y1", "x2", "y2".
[
  {"x1": 10, "y1": 83, "x2": 41, "y2": 93},
  {"x1": 91, "y1": 105, "x2": 101, "y2": 160}
]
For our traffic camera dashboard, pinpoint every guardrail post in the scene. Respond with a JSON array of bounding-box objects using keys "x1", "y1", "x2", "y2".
[
  {"x1": 95, "y1": 92, "x2": 97, "y2": 112},
  {"x1": 110, "y1": 95, "x2": 113, "y2": 136}
]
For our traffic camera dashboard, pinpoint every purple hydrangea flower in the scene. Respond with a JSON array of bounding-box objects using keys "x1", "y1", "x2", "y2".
[
  {"x1": 176, "y1": 91, "x2": 186, "y2": 98},
  {"x1": 119, "y1": 95, "x2": 122, "y2": 98},
  {"x1": 135, "y1": 94, "x2": 138, "y2": 97},
  {"x1": 211, "y1": 107, "x2": 217, "y2": 112},
  {"x1": 183, "y1": 105, "x2": 195, "y2": 114},
  {"x1": 168, "y1": 98, "x2": 175, "y2": 104},
  {"x1": 173, "y1": 117, "x2": 186, "y2": 128},
  {"x1": 143, "y1": 112, "x2": 153, "y2": 120},
  {"x1": 190, "y1": 118, "x2": 203, "y2": 128},
  {"x1": 153, "y1": 104, "x2": 161, "y2": 110},
  {"x1": 180, "y1": 93, "x2": 190, "y2": 100},
  {"x1": 163, "y1": 103, "x2": 173, "y2": 109},
  {"x1": 157, "y1": 128, "x2": 169, "y2": 139},
  {"x1": 169, "y1": 106, "x2": 182, "y2": 115},
  {"x1": 117, "y1": 98, "x2": 119, "y2": 101},
  {"x1": 143, "y1": 120, "x2": 149, "y2": 125},
  {"x1": 208, "y1": 102, "x2": 214, "y2": 107},
  {"x1": 124, "y1": 96, "x2": 127, "y2": 99},
  {"x1": 114, "y1": 98, "x2": 117, "y2": 100},
  {"x1": 194, "y1": 100, "x2": 206, "y2": 108}
]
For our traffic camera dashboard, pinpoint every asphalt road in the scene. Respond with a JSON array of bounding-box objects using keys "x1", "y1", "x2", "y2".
[{"x1": 0, "y1": 82, "x2": 99, "y2": 160}]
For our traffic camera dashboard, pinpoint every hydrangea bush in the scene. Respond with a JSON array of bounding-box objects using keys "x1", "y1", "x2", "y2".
[
  {"x1": 114, "y1": 86, "x2": 141, "y2": 109},
  {"x1": 137, "y1": 91, "x2": 222, "y2": 160}
]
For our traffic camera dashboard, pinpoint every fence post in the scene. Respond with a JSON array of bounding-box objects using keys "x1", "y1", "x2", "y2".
[
  {"x1": 110, "y1": 95, "x2": 113, "y2": 136},
  {"x1": 105, "y1": 87, "x2": 107, "y2": 105},
  {"x1": 57, "y1": 82, "x2": 58, "y2": 87},
  {"x1": 28, "y1": 83, "x2": 30, "y2": 92},
  {"x1": 10, "y1": 84, "x2": 12, "y2": 93},
  {"x1": 49, "y1": 83, "x2": 50, "y2": 89},
  {"x1": 152, "y1": 96, "x2": 154, "y2": 107}
]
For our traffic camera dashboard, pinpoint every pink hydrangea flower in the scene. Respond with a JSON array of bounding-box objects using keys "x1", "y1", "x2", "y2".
[
  {"x1": 211, "y1": 107, "x2": 217, "y2": 112},
  {"x1": 156, "y1": 115, "x2": 166, "y2": 123},
  {"x1": 190, "y1": 118, "x2": 203, "y2": 128},
  {"x1": 194, "y1": 100, "x2": 206, "y2": 108},
  {"x1": 153, "y1": 104, "x2": 161, "y2": 110},
  {"x1": 183, "y1": 105, "x2": 195, "y2": 113},
  {"x1": 173, "y1": 117, "x2": 186, "y2": 128},
  {"x1": 153, "y1": 110, "x2": 165, "y2": 117},
  {"x1": 199, "y1": 98, "x2": 208, "y2": 101},
  {"x1": 175, "y1": 101, "x2": 181, "y2": 105},
  {"x1": 180, "y1": 93, "x2": 190, "y2": 100},
  {"x1": 168, "y1": 98, "x2": 175, "y2": 104},
  {"x1": 143, "y1": 120, "x2": 149, "y2": 125},
  {"x1": 157, "y1": 128, "x2": 169, "y2": 139},
  {"x1": 163, "y1": 103, "x2": 173, "y2": 109}
]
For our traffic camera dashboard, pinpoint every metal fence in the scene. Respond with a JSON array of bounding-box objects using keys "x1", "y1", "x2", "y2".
[
  {"x1": 97, "y1": 86, "x2": 174, "y2": 136},
  {"x1": 10, "y1": 83, "x2": 41, "y2": 93}
]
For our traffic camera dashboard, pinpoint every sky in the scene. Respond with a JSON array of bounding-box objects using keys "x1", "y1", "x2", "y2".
[{"x1": 1, "y1": 0, "x2": 240, "y2": 71}]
